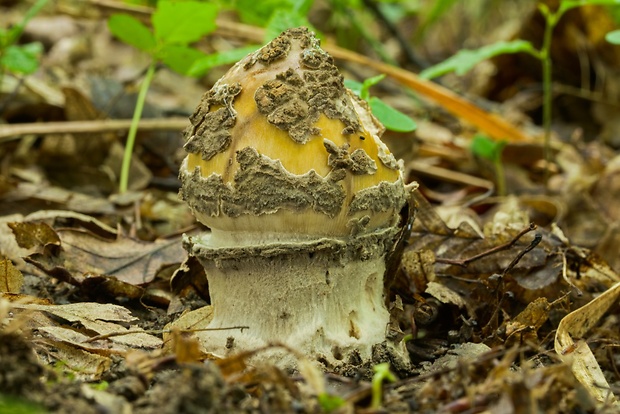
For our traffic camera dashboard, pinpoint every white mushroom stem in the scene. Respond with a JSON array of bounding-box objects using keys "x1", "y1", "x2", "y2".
[{"x1": 184, "y1": 227, "x2": 408, "y2": 368}]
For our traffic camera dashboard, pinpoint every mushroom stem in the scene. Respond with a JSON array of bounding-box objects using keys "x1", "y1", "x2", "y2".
[{"x1": 184, "y1": 226, "x2": 408, "y2": 368}]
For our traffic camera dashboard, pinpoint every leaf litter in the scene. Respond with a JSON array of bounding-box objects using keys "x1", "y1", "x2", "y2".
[{"x1": 2, "y1": 1, "x2": 620, "y2": 413}]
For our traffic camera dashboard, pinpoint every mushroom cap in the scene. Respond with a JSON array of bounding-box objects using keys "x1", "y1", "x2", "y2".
[{"x1": 179, "y1": 27, "x2": 407, "y2": 239}]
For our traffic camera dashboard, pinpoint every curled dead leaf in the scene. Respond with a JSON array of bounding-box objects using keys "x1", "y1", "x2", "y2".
[{"x1": 554, "y1": 281, "x2": 620, "y2": 408}]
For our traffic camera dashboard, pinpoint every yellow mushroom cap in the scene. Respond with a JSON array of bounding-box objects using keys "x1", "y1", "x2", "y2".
[{"x1": 179, "y1": 27, "x2": 407, "y2": 238}]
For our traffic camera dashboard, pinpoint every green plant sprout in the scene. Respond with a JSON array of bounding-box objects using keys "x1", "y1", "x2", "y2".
[
  {"x1": 108, "y1": 1, "x2": 217, "y2": 193},
  {"x1": 371, "y1": 362, "x2": 397, "y2": 409},
  {"x1": 0, "y1": 394, "x2": 47, "y2": 414},
  {"x1": 0, "y1": 0, "x2": 48, "y2": 88},
  {"x1": 317, "y1": 392, "x2": 346, "y2": 413},
  {"x1": 108, "y1": 1, "x2": 259, "y2": 193},
  {"x1": 421, "y1": 0, "x2": 620, "y2": 187},
  {"x1": 606, "y1": 29, "x2": 620, "y2": 44},
  {"x1": 471, "y1": 134, "x2": 507, "y2": 196},
  {"x1": 237, "y1": 0, "x2": 315, "y2": 42},
  {"x1": 345, "y1": 74, "x2": 417, "y2": 133}
]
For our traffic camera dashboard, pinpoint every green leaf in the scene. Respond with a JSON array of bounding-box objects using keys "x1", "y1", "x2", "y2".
[
  {"x1": 471, "y1": 134, "x2": 506, "y2": 161},
  {"x1": 369, "y1": 97, "x2": 416, "y2": 132},
  {"x1": 344, "y1": 79, "x2": 363, "y2": 95},
  {"x1": 360, "y1": 74, "x2": 386, "y2": 101},
  {"x1": 345, "y1": 75, "x2": 385, "y2": 101},
  {"x1": 152, "y1": 1, "x2": 218, "y2": 45},
  {"x1": 1, "y1": 42, "x2": 43, "y2": 74},
  {"x1": 158, "y1": 44, "x2": 206, "y2": 75},
  {"x1": 0, "y1": 394, "x2": 47, "y2": 414},
  {"x1": 317, "y1": 393, "x2": 346, "y2": 413},
  {"x1": 187, "y1": 45, "x2": 260, "y2": 77},
  {"x1": 6, "y1": 0, "x2": 49, "y2": 45},
  {"x1": 108, "y1": 14, "x2": 156, "y2": 53},
  {"x1": 606, "y1": 29, "x2": 620, "y2": 44},
  {"x1": 420, "y1": 40, "x2": 539, "y2": 80},
  {"x1": 236, "y1": 0, "x2": 313, "y2": 26}
]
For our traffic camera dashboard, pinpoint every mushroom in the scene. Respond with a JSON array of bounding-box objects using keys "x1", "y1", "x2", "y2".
[{"x1": 179, "y1": 27, "x2": 416, "y2": 369}]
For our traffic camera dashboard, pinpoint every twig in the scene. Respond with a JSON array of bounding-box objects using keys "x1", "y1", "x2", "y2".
[
  {"x1": 0, "y1": 117, "x2": 188, "y2": 142},
  {"x1": 409, "y1": 160, "x2": 493, "y2": 189},
  {"x1": 436, "y1": 223, "x2": 537, "y2": 267},
  {"x1": 501, "y1": 232, "x2": 542, "y2": 277},
  {"x1": 82, "y1": 325, "x2": 250, "y2": 343}
]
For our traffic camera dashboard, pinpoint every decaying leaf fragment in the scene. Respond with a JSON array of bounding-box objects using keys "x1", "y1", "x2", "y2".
[
  {"x1": 403, "y1": 192, "x2": 564, "y2": 315},
  {"x1": 504, "y1": 297, "x2": 550, "y2": 345},
  {"x1": 0, "y1": 256, "x2": 24, "y2": 293},
  {"x1": 8, "y1": 222, "x2": 61, "y2": 251},
  {"x1": 554, "y1": 281, "x2": 620, "y2": 408},
  {"x1": 12, "y1": 302, "x2": 162, "y2": 349},
  {"x1": 25, "y1": 228, "x2": 185, "y2": 285}
]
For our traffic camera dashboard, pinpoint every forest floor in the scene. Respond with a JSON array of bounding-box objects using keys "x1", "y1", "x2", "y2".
[{"x1": 2, "y1": 1, "x2": 620, "y2": 413}]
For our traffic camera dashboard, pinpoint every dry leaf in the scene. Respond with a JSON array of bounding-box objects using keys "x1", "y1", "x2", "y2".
[
  {"x1": 554, "y1": 281, "x2": 620, "y2": 408},
  {"x1": 38, "y1": 340, "x2": 111, "y2": 380},
  {"x1": 0, "y1": 256, "x2": 24, "y2": 293},
  {"x1": 24, "y1": 209, "x2": 118, "y2": 237},
  {"x1": 9, "y1": 221, "x2": 61, "y2": 250},
  {"x1": 39, "y1": 325, "x2": 128, "y2": 355},
  {"x1": 26, "y1": 228, "x2": 186, "y2": 286},
  {"x1": 504, "y1": 297, "x2": 550, "y2": 345},
  {"x1": 163, "y1": 306, "x2": 213, "y2": 354},
  {"x1": 13, "y1": 302, "x2": 163, "y2": 350}
]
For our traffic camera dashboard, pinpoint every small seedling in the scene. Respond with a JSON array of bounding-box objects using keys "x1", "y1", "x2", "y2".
[
  {"x1": 0, "y1": 0, "x2": 48, "y2": 87},
  {"x1": 420, "y1": 0, "x2": 620, "y2": 186},
  {"x1": 371, "y1": 362, "x2": 397, "y2": 409},
  {"x1": 345, "y1": 74, "x2": 417, "y2": 133},
  {"x1": 606, "y1": 29, "x2": 620, "y2": 44},
  {"x1": 317, "y1": 393, "x2": 346, "y2": 413},
  {"x1": 108, "y1": 1, "x2": 220, "y2": 193},
  {"x1": 0, "y1": 394, "x2": 46, "y2": 414},
  {"x1": 471, "y1": 134, "x2": 507, "y2": 196}
]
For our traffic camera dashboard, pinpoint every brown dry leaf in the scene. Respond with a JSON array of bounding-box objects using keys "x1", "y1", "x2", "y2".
[
  {"x1": 425, "y1": 281, "x2": 472, "y2": 316},
  {"x1": 8, "y1": 221, "x2": 61, "y2": 250},
  {"x1": 16, "y1": 301, "x2": 137, "y2": 323},
  {"x1": 554, "y1": 281, "x2": 620, "y2": 408},
  {"x1": 163, "y1": 306, "x2": 213, "y2": 354},
  {"x1": 38, "y1": 340, "x2": 111, "y2": 381},
  {"x1": 504, "y1": 297, "x2": 550, "y2": 345},
  {"x1": 400, "y1": 249, "x2": 436, "y2": 294},
  {"x1": 26, "y1": 228, "x2": 186, "y2": 286},
  {"x1": 0, "y1": 214, "x2": 31, "y2": 268},
  {"x1": 406, "y1": 192, "x2": 564, "y2": 302},
  {"x1": 1, "y1": 211, "x2": 117, "y2": 270},
  {"x1": 24, "y1": 209, "x2": 118, "y2": 237},
  {"x1": 14, "y1": 302, "x2": 162, "y2": 350},
  {"x1": 38, "y1": 326, "x2": 128, "y2": 355},
  {"x1": 169, "y1": 329, "x2": 205, "y2": 364},
  {"x1": 7, "y1": 182, "x2": 116, "y2": 215},
  {"x1": 0, "y1": 256, "x2": 24, "y2": 293}
]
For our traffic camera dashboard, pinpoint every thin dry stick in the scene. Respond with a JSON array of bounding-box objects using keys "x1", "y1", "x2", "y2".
[
  {"x1": 0, "y1": 117, "x2": 188, "y2": 142},
  {"x1": 436, "y1": 223, "x2": 538, "y2": 267},
  {"x1": 82, "y1": 325, "x2": 250, "y2": 343}
]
